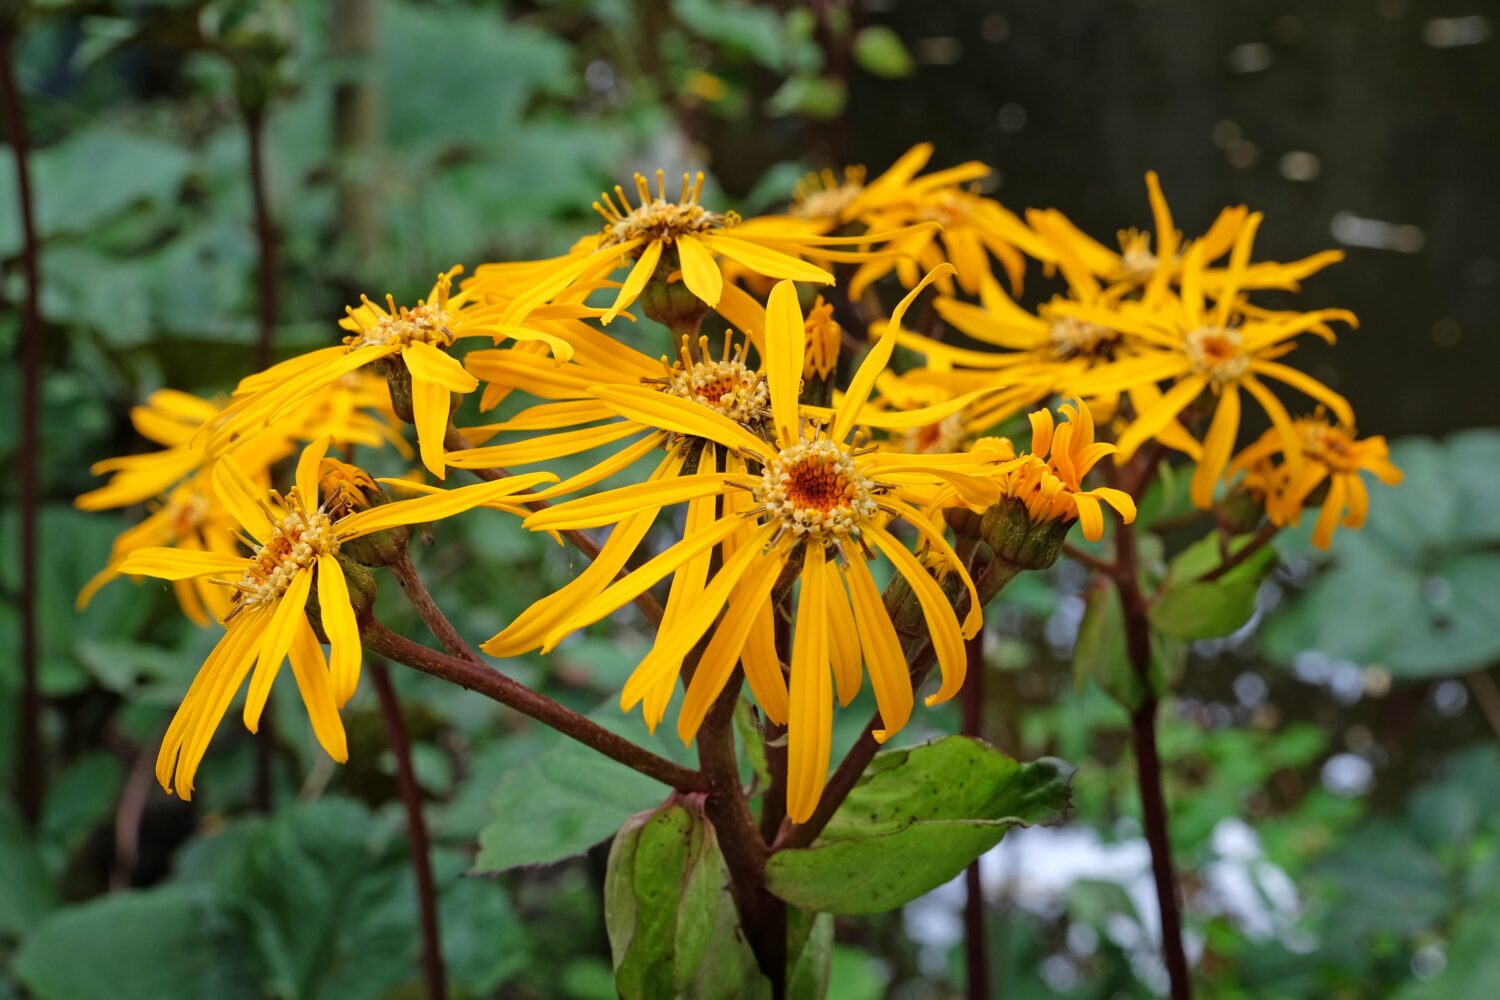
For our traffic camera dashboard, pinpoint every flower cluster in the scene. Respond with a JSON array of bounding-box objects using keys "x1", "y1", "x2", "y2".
[{"x1": 80, "y1": 147, "x2": 1396, "y2": 820}]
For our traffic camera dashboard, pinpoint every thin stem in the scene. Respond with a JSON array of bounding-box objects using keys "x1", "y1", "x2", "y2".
[
  {"x1": 1197, "y1": 521, "x2": 1279, "y2": 583},
  {"x1": 1061, "y1": 543, "x2": 1119, "y2": 578},
  {"x1": 362, "y1": 619, "x2": 709, "y2": 791},
  {"x1": 1, "y1": 29, "x2": 45, "y2": 827},
  {"x1": 246, "y1": 106, "x2": 278, "y2": 372},
  {"x1": 1113, "y1": 515, "x2": 1193, "y2": 1000},
  {"x1": 370, "y1": 661, "x2": 448, "y2": 1000},
  {"x1": 443, "y1": 427, "x2": 665, "y2": 627},
  {"x1": 778, "y1": 554, "x2": 1023, "y2": 850},
  {"x1": 389, "y1": 555, "x2": 483, "y2": 665},
  {"x1": 962, "y1": 628, "x2": 990, "y2": 1000}
]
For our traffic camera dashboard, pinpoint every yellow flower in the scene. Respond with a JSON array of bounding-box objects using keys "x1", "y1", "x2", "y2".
[
  {"x1": 522, "y1": 267, "x2": 1000, "y2": 822},
  {"x1": 204, "y1": 267, "x2": 564, "y2": 479},
  {"x1": 1027, "y1": 171, "x2": 1343, "y2": 296},
  {"x1": 995, "y1": 400, "x2": 1137, "y2": 542},
  {"x1": 1065, "y1": 222, "x2": 1358, "y2": 509},
  {"x1": 78, "y1": 471, "x2": 243, "y2": 626},
  {"x1": 117, "y1": 438, "x2": 554, "y2": 798},
  {"x1": 470, "y1": 170, "x2": 930, "y2": 328},
  {"x1": 801, "y1": 296, "x2": 842, "y2": 380},
  {"x1": 832, "y1": 145, "x2": 1049, "y2": 299},
  {"x1": 1230, "y1": 415, "x2": 1402, "y2": 549}
]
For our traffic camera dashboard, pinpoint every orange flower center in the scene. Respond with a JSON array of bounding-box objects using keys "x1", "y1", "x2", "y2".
[
  {"x1": 1185, "y1": 326, "x2": 1249, "y2": 383},
  {"x1": 755, "y1": 438, "x2": 877, "y2": 543}
]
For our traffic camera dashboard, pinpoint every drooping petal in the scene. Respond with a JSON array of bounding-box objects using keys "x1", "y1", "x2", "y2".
[
  {"x1": 409, "y1": 372, "x2": 452, "y2": 479},
  {"x1": 603, "y1": 238, "x2": 663, "y2": 324},
  {"x1": 404, "y1": 340, "x2": 480, "y2": 393},
  {"x1": 867, "y1": 525, "x2": 967, "y2": 707},
  {"x1": 1190, "y1": 385, "x2": 1241, "y2": 509},
  {"x1": 243, "y1": 569, "x2": 314, "y2": 732},
  {"x1": 764, "y1": 280, "x2": 806, "y2": 446},
  {"x1": 843, "y1": 555, "x2": 913, "y2": 742},
  {"x1": 786, "y1": 545, "x2": 833, "y2": 825},
  {"x1": 317, "y1": 554, "x2": 362, "y2": 706},
  {"x1": 286, "y1": 615, "x2": 349, "y2": 762}
]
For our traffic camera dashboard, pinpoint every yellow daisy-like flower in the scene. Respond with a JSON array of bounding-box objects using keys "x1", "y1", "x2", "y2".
[
  {"x1": 1065, "y1": 221, "x2": 1357, "y2": 509},
  {"x1": 117, "y1": 437, "x2": 554, "y2": 798},
  {"x1": 834, "y1": 145, "x2": 1049, "y2": 300},
  {"x1": 993, "y1": 400, "x2": 1137, "y2": 542},
  {"x1": 78, "y1": 470, "x2": 242, "y2": 626},
  {"x1": 523, "y1": 267, "x2": 1003, "y2": 823},
  {"x1": 203, "y1": 267, "x2": 570, "y2": 479},
  {"x1": 1027, "y1": 171, "x2": 1343, "y2": 296},
  {"x1": 1229, "y1": 415, "x2": 1402, "y2": 549},
  {"x1": 470, "y1": 169, "x2": 930, "y2": 330}
]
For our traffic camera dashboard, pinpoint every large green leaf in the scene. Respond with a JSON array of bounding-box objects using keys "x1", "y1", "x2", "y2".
[
  {"x1": 765, "y1": 737, "x2": 1073, "y2": 914},
  {"x1": 474, "y1": 705, "x2": 693, "y2": 874},
  {"x1": 12, "y1": 886, "x2": 256, "y2": 1000},
  {"x1": 1148, "y1": 533, "x2": 1277, "y2": 640}
]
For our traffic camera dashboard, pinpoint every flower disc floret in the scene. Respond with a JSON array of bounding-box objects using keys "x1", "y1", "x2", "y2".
[
  {"x1": 755, "y1": 437, "x2": 879, "y2": 543},
  {"x1": 1185, "y1": 325, "x2": 1250, "y2": 383},
  {"x1": 228, "y1": 495, "x2": 337, "y2": 615},
  {"x1": 343, "y1": 298, "x2": 453, "y2": 352}
]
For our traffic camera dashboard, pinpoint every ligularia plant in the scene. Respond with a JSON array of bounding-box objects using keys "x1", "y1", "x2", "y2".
[{"x1": 82, "y1": 152, "x2": 1396, "y2": 999}]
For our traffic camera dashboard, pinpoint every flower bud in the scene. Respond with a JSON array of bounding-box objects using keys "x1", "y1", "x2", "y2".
[
  {"x1": 640, "y1": 248, "x2": 709, "y2": 340},
  {"x1": 980, "y1": 499, "x2": 1070, "y2": 571},
  {"x1": 800, "y1": 297, "x2": 841, "y2": 407},
  {"x1": 322, "y1": 460, "x2": 409, "y2": 568},
  {"x1": 885, "y1": 556, "x2": 967, "y2": 639},
  {"x1": 1215, "y1": 487, "x2": 1265, "y2": 536},
  {"x1": 306, "y1": 555, "x2": 378, "y2": 643}
]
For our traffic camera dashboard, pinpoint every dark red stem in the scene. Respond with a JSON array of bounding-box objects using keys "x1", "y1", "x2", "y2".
[
  {"x1": 362, "y1": 619, "x2": 708, "y2": 791},
  {"x1": 962, "y1": 628, "x2": 990, "y2": 1000},
  {"x1": 370, "y1": 661, "x2": 448, "y2": 1000},
  {"x1": 246, "y1": 106, "x2": 278, "y2": 372},
  {"x1": 1114, "y1": 515, "x2": 1193, "y2": 1000},
  {"x1": 1, "y1": 29, "x2": 44, "y2": 827}
]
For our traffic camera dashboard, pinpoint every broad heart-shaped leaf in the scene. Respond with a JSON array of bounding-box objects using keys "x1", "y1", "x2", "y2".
[
  {"x1": 1148, "y1": 533, "x2": 1277, "y2": 640},
  {"x1": 765, "y1": 737, "x2": 1073, "y2": 914},
  {"x1": 605, "y1": 801, "x2": 770, "y2": 1000},
  {"x1": 12, "y1": 885, "x2": 257, "y2": 1000},
  {"x1": 475, "y1": 704, "x2": 694, "y2": 874}
]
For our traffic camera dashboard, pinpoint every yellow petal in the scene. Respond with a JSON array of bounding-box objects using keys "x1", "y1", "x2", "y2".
[
  {"x1": 118, "y1": 547, "x2": 247, "y2": 581},
  {"x1": 763, "y1": 280, "x2": 806, "y2": 446},
  {"x1": 675, "y1": 235, "x2": 723, "y2": 307},
  {"x1": 1190, "y1": 385, "x2": 1240, "y2": 509},
  {"x1": 844, "y1": 555, "x2": 913, "y2": 742},
  {"x1": 698, "y1": 234, "x2": 834, "y2": 285},
  {"x1": 590, "y1": 385, "x2": 770, "y2": 458},
  {"x1": 603, "y1": 239, "x2": 663, "y2": 324},
  {"x1": 338, "y1": 472, "x2": 557, "y2": 537},
  {"x1": 404, "y1": 340, "x2": 479, "y2": 394},
  {"x1": 410, "y1": 372, "x2": 451, "y2": 480},
  {"x1": 287, "y1": 615, "x2": 348, "y2": 762},
  {"x1": 867, "y1": 525, "x2": 966, "y2": 707},
  {"x1": 317, "y1": 554, "x2": 363, "y2": 706},
  {"x1": 786, "y1": 545, "x2": 833, "y2": 825},
  {"x1": 296, "y1": 437, "x2": 330, "y2": 507},
  {"x1": 243, "y1": 570, "x2": 313, "y2": 732}
]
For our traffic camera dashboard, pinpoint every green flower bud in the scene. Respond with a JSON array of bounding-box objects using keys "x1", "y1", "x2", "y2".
[{"x1": 980, "y1": 499, "x2": 1069, "y2": 571}]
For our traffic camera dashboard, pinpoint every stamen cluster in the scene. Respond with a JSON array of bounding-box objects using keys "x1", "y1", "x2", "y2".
[
  {"x1": 227, "y1": 493, "x2": 337, "y2": 613},
  {"x1": 902, "y1": 412, "x2": 968, "y2": 456},
  {"x1": 594, "y1": 170, "x2": 732, "y2": 249},
  {"x1": 791, "y1": 166, "x2": 867, "y2": 221},
  {"x1": 754, "y1": 437, "x2": 879, "y2": 544},
  {"x1": 343, "y1": 298, "x2": 453, "y2": 352},
  {"x1": 1047, "y1": 314, "x2": 1117, "y2": 359}
]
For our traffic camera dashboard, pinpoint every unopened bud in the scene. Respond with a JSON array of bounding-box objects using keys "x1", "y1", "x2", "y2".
[
  {"x1": 800, "y1": 297, "x2": 841, "y2": 407},
  {"x1": 640, "y1": 249, "x2": 708, "y2": 341},
  {"x1": 306, "y1": 555, "x2": 378, "y2": 642},
  {"x1": 981, "y1": 499, "x2": 1069, "y2": 570},
  {"x1": 322, "y1": 460, "x2": 409, "y2": 567}
]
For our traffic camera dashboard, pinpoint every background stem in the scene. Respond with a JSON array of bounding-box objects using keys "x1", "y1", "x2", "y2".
[
  {"x1": 1, "y1": 29, "x2": 45, "y2": 828},
  {"x1": 370, "y1": 661, "x2": 448, "y2": 1000},
  {"x1": 246, "y1": 106, "x2": 278, "y2": 372},
  {"x1": 1114, "y1": 517, "x2": 1193, "y2": 1000}
]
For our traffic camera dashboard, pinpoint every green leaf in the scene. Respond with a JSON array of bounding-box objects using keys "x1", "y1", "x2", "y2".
[
  {"x1": 474, "y1": 706, "x2": 692, "y2": 874},
  {"x1": 735, "y1": 698, "x2": 771, "y2": 792},
  {"x1": 765, "y1": 737, "x2": 1073, "y2": 913},
  {"x1": 1073, "y1": 579, "x2": 1141, "y2": 709},
  {"x1": 1148, "y1": 533, "x2": 1276, "y2": 639},
  {"x1": 786, "y1": 910, "x2": 833, "y2": 1000},
  {"x1": 766, "y1": 76, "x2": 846, "y2": 120},
  {"x1": 605, "y1": 802, "x2": 770, "y2": 1000},
  {"x1": 40, "y1": 752, "x2": 124, "y2": 866},
  {"x1": 12, "y1": 886, "x2": 256, "y2": 1000},
  {"x1": 851, "y1": 26, "x2": 914, "y2": 78},
  {"x1": 0, "y1": 126, "x2": 191, "y2": 254},
  {"x1": 671, "y1": 0, "x2": 788, "y2": 70},
  {"x1": 0, "y1": 804, "x2": 57, "y2": 938}
]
